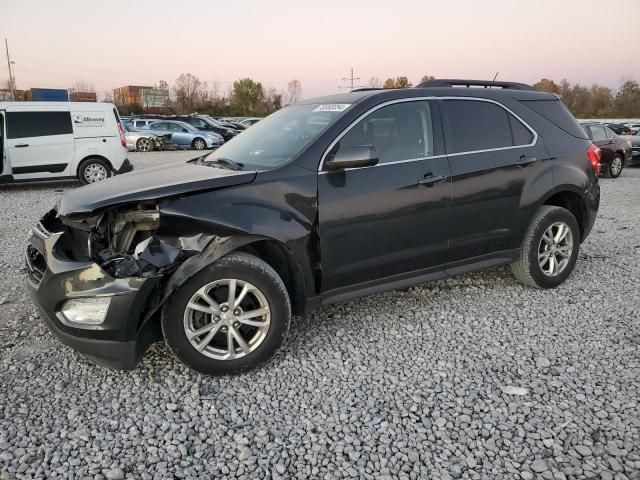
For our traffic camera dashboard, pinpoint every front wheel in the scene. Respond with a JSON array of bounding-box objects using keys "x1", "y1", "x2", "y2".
[
  {"x1": 192, "y1": 138, "x2": 206, "y2": 150},
  {"x1": 510, "y1": 206, "x2": 580, "y2": 288},
  {"x1": 136, "y1": 137, "x2": 154, "y2": 152},
  {"x1": 162, "y1": 252, "x2": 291, "y2": 375}
]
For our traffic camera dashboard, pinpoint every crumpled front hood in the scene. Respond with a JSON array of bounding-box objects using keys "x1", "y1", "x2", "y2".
[{"x1": 57, "y1": 161, "x2": 257, "y2": 216}]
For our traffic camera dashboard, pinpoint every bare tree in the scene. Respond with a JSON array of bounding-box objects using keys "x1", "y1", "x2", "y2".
[
  {"x1": 70, "y1": 80, "x2": 95, "y2": 93},
  {"x1": 100, "y1": 91, "x2": 114, "y2": 103},
  {"x1": 285, "y1": 79, "x2": 302, "y2": 105},
  {"x1": 368, "y1": 77, "x2": 382, "y2": 88},
  {"x1": 173, "y1": 73, "x2": 205, "y2": 113},
  {"x1": 158, "y1": 80, "x2": 169, "y2": 90}
]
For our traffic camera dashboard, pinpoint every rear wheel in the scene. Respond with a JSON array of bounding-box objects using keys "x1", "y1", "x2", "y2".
[
  {"x1": 192, "y1": 138, "x2": 206, "y2": 150},
  {"x1": 510, "y1": 206, "x2": 580, "y2": 288},
  {"x1": 162, "y1": 252, "x2": 291, "y2": 375},
  {"x1": 78, "y1": 158, "x2": 111, "y2": 185},
  {"x1": 136, "y1": 137, "x2": 153, "y2": 152},
  {"x1": 605, "y1": 154, "x2": 623, "y2": 178}
]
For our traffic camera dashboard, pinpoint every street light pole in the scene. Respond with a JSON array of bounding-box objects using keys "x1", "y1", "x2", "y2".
[{"x1": 5, "y1": 38, "x2": 16, "y2": 101}]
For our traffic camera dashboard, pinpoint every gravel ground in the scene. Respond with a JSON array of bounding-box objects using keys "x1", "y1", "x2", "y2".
[{"x1": 0, "y1": 154, "x2": 639, "y2": 480}]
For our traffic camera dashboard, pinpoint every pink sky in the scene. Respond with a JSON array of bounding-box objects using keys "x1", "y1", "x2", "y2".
[{"x1": 2, "y1": 0, "x2": 639, "y2": 99}]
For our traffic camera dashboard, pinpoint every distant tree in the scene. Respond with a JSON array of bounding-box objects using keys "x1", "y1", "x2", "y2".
[
  {"x1": 533, "y1": 78, "x2": 560, "y2": 94},
  {"x1": 285, "y1": 79, "x2": 302, "y2": 105},
  {"x1": 420, "y1": 74, "x2": 435, "y2": 83},
  {"x1": 613, "y1": 80, "x2": 640, "y2": 117},
  {"x1": 158, "y1": 80, "x2": 169, "y2": 90},
  {"x1": 383, "y1": 76, "x2": 412, "y2": 89},
  {"x1": 368, "y1": 77, "x2": 382, "y2": 88},
  {"x1": 70, "y1": 80, "x2": 95, "y2": 93},
  {"x1": 230, "y1": 78, "x2": 265, "y2": 113},
  {"x1": 100, "y1": 91, "x2": 114, "y2": 103},
  {"x1": 590, "y1": 84, "x2": 614, "y2": 117},
  {"x1": 173, "y1": 73, "x2": 205, "y2": 113}
]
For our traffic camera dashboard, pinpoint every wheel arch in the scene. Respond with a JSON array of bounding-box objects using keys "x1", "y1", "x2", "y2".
[
  {"x1": 541, "y1": 188, "x2": 588, "y2": 241},
  {"x1": 77, "y1": 155, "x2": 114, "y2": 177}
]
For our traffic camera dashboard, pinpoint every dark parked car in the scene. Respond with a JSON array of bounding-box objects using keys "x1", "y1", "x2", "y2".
[
  {"x1": 172, "y1": 115, "x2": 238, "y2": 142},
  {"x1": 625, "y1": 134, "x2": 640, "y2": 165},
  {"x1": 604, "y1": 123, "x2": 632, "y2": 135},
  {"x1": 26, "y1": 79, "x2": 600, "y2": 375},
  {"x1": 580, "y1": 122, "x2": 632, "y2": 177}
]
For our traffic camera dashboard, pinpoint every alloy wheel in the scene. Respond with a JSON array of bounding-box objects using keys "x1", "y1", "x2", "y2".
[
  {"x1": 194, "y1": 139, "x2": 206, "y2": 150},
  {"x1": 538, "y1": 222, "x2": 573, "y2": 277},
  {"x1": 610, "y1": 157, "x2": 622, "y2": 176},
  {"x1": 138, "y1": 137, "x2": 153, "y2": 152},
  {"x1": 183, "y1": 279, "x2": 271, "y2": 360},
  {"x1": 84, "y1": 163, "x2": 108, "y2": 183}
]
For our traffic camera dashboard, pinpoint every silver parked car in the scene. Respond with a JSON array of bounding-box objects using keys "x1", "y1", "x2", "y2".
[
  {"x1": 123, "y1": 122, "x2": 168, "y2": 152},
  {"x1": 141, "y1": 120, "x2": 224, "y2": 150}
]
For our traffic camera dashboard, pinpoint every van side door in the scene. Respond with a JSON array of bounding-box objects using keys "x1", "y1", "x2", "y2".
[
  {"x1": 5, "y1": 107, "x2": 75, "y2": 178},
  {"x1": 439, "y1": 98, "x2": 550, "y2": 267}
]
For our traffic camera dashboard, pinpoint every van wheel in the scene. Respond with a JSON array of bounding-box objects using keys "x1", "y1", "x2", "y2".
[
  {"x1": 510, "y1": 206, "x2": 580, "y2": 289},
  {"x1": 605, "y1": 154, "x2": 623, "y2": 178},
  {"x1": 192, "y1": 138, "x2": 207, "y2": 150},
  {"x1": 78, "y1": 158, "x2": 111, "y2": 185},
  {"x1": 136, "y1": 137, "x2": 154, "y2": 152},
  {"x1": 162, "y1": 252, "x2": 291, "y2": 375}
]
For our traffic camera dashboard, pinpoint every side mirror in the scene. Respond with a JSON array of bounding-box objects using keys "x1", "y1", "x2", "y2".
[{"x1": 325, "y1": 145, "x2": 379, "y2": 171}]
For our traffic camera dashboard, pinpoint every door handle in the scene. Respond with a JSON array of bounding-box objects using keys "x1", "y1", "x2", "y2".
[
  {"x1": 418, "y1": 174, "x2": 447, "y2": 187},
  {"x1": 607, "y1": 141, "x2": 615, "y2": 144},
  {"x1": 517, "y1": 155, "x2": 537, "y2": 167},
  {"x1": 15, "y1": 144, "x2": 29, "y2": 148}
]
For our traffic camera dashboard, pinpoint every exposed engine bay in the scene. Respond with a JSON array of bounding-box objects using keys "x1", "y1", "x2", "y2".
[{"x1": 48, "y1": 204, "x2": 215, "y2": 279}]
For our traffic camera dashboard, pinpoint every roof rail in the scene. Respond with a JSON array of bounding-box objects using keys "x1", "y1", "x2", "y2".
[
  {"x1": 351, "y1": 87, "x2": 386, "y2": 92},
  {"x1": 416, "y1": 79, "x2": 536, "y2": 91}
]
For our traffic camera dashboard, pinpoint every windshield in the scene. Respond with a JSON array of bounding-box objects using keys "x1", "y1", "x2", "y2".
[{"x1": 202, "y1": 104, "x2": 351, "y2": 170}]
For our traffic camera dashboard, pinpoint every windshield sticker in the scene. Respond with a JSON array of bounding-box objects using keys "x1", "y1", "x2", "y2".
[{"x1": 312, "y1": 104, "x2": 351, "y2": 112}]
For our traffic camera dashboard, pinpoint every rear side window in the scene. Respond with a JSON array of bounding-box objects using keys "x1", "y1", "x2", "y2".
[
  {"x1": 590, "y1": 125, "x2": 607, "y2": 141},
  {"x1": 508, "y1": 114, "x2": 534, "y2": 146},
  {"x1": 520, "y1": 99, "x2": 588, "y2": 139},
  {"x1": 7, "y1": 111, "x2": 73, "y2": 139},
  {"x1": 442, "y1": 100, "x2": 513, "y2": 153}
]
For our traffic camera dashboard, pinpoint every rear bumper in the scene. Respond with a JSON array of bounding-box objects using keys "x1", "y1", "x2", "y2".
[
  {"x1": 115, "y1": 158, "x2": 133, "y2": 174},
  {"x1": 583, "y1": 181, "x2": 600, "y2": 241},
  {"x1": 25, "y1": 224, "x2": 160, "y2": 370}
]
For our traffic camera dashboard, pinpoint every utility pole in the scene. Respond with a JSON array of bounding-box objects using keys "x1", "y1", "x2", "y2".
[
  {"x1": 340, "y1": 67, "x2": 362, "y2": 92},
  {"x1": 5, "y1": 39, "x2": 16, "y2": 101}
]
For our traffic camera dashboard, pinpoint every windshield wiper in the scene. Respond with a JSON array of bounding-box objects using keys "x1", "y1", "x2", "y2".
[{"x1": 201, "y1": 157, "x2": 244, "y2": 171}]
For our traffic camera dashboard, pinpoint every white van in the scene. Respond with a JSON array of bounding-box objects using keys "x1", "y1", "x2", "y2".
[{"x1": 0, "y1": 102, "x2": 131, "y2": 185}]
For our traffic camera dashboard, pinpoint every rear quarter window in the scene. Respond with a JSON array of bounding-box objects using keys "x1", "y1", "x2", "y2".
[{"x1": 519, "y1": 99, "x2": 588, "y2": 139}]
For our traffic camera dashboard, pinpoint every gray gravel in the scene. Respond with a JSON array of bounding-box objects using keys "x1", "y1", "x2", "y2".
[{"x1": 1, "y1": 153, "x2": 639, "y2": 479}]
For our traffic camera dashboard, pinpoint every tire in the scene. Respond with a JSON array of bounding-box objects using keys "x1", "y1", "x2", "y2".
[
  {"x1": 78, "y1": 157, "x2": 112, "y2": 185},
  {"x1": 136, "y1": 137, "x2": 154, "y2": 152},
  {"x1": 162, "y1": 252, "x2": 291, "y2": 375},
  {"x1": 604, "y1": 154, "x2": 623, "y2": 178},
  {"x1": 510, "y1": 206, "x2": 580, "y2": 289},
  {"x1": 192, "y1": 138, "x2": 207, "y2": 150}
]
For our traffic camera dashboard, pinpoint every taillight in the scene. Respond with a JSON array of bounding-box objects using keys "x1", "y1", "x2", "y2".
[
  {"x1": 587, "y1": 144, "x2": 601, "y2": 176},
  {"x1": 118, "y1": 122, "x2": 126, "y2": 149}
]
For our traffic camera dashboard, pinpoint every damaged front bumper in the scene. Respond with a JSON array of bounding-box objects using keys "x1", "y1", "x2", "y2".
[{"x1": 25, "y1": 220, "x2": 162, "y2": 370}]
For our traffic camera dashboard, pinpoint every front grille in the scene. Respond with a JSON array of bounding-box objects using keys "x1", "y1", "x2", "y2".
[{"x1": 25, "y1": 244, "x2": 46, "y2": 286}]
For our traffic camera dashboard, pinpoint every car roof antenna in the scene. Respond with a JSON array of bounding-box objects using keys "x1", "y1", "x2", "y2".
[{"x1": 491, "y1": 72, "x2": 499, "y2": 88}]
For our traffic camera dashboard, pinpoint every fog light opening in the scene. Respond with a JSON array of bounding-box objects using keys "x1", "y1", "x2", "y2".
[{"x1": 60, "y1": 297, "x2": 111, "y2": 326}]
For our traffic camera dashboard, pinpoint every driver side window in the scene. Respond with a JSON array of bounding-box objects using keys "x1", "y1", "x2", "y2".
[{"x1": 338, "y1": 101, "x2": 434, "y2": 164}]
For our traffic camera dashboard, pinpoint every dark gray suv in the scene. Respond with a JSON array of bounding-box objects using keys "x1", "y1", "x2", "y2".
[{"x1": 26, "y1": 79, "x2": 600, "y2": 375}]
